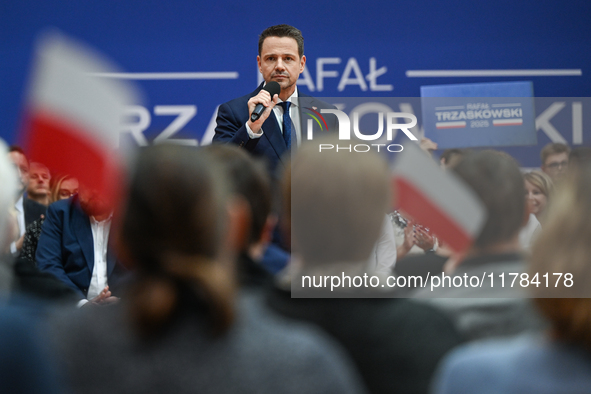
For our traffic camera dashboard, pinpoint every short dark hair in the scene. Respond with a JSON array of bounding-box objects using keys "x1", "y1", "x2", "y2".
[
  {"x1": 541, "y1": 142, "x2": 570, "y2": 165},
  {"x1": 259, "y1": 24, "x2": 304, "y2": 58},
  {"x1": 201, "y1": 145, "x2": 272, "y2": 247},
  {"x1": 453, "y1": 150, "x2": 525, "y2": 250}
]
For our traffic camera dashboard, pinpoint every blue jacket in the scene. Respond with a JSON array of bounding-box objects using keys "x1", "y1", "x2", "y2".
[
  {"x1": 36, "y1": 196, "x2": 127, "y2": 299},
  {"x1": 213, "y1": 83, "x2": 336, "y2": 173}
]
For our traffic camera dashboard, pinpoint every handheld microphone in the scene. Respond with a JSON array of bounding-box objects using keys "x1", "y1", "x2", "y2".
[{"x1": 250, "y1": 81, "x2": 281, "y2": 122}]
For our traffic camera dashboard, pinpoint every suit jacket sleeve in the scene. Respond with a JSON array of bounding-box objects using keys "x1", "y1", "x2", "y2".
[
  {"x1": 36, "y1": 205, "x2": 85, "y2": 299},
  {"x1": 213, "y1": 102, "x2": 262, "y2": 152}
]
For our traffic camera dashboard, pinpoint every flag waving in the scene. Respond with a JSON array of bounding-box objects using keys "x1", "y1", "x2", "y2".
[
  {"x1": 20, "y1": 32, "x2": 139, "y2": 210},
  {"x1": 391, "y1": 143, "x2": 487, "y2": 253}
]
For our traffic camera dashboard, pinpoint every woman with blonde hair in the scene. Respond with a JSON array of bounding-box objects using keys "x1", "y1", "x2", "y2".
[
  {"x1": 524, "y1": 170, "x2": 554, "y2": 223},
  {"x1": 433, "y1": 163, "x2": 591, "y2": 393},
  {"x1": 519, "y1": 170, "x2": 554, "y2": 250}
]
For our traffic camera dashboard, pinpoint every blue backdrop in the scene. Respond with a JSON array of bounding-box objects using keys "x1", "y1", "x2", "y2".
[{"x1": 1, "y1": 0, "x2": 590, "y2": 167}]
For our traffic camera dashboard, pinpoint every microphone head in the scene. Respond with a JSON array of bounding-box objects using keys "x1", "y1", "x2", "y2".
[{"x1": 263, "y1": 81, "x2": 281, "y2": 97}]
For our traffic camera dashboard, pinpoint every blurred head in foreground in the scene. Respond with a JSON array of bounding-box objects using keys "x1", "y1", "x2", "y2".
[
  {"x1": 0, "y1": 140, "x2": 18, "y2": 290},
  {"x1": 290, "y1": 137, "x2": 390, "y2": 268},
  {"x1": 453, "y1": 150, "x2": 526, "y2": 255},
  {"x1": 523, "y1": 171, "x2": 553, "y2": 222},
  {"x1": 200, "y1": 145, "x2": 273, "y2": 261},
  {"x1": 530, "y1": 163, "x2": 591, "y2": 347},
  {"x1": 440, "y1": 148, "x2": 464, "y2": 169},
  {"x1": 117, "y1": 144, "x2": 241, "y2": 338}
]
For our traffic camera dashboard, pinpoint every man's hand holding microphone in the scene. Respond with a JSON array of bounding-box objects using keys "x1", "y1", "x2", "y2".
[{"x1": 246, "y1": 81, "x2": 281, "y2": 134}]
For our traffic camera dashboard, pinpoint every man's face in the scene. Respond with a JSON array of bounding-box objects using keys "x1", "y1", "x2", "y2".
[
  {"x1": 8, "y1": 151, "x2": 29, "y2": 191},
  {"x1": 27, "y1": 162, "x2": 51, "y2": 198},
  {"x1": 257, "y1": 36, "x2": 305, "y2": 99},
  {"x1": 78, "y1": 186, "x2": 110, "y2": 219},
  {"x1": 542, "y1": 152, "x2": 569, "y2": 181}
]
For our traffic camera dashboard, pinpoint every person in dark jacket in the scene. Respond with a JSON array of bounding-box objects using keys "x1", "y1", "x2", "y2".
[{"x1": 268, "y1": 136, "x2": 464, "y2": 394}]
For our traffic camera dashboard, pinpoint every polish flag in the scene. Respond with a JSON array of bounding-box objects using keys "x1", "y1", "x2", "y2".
[
  {"x1": 391, "y1": 142, "x2": 486, "y2": 253},
  {"x1": 20, "y1": 33, "x2": 139, "y2": 209}
]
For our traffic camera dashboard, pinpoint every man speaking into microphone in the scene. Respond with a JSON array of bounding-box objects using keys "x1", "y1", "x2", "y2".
[{"x1": 214, "y1": 24, "x2": 335, "y2": 173}]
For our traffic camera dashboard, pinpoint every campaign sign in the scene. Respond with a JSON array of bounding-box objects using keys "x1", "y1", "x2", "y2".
[{"x1": 420, "y1": 82, "x2": 536, "y2": 149}]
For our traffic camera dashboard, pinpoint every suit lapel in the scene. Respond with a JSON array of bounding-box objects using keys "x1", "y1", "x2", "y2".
[
  {"x1": 262, "y1": 112, "x2": 287, "y2": 164},
  {"x1": 72, "y1": 200, "x2": 94, "y2": 273},
  {"x1": 262, "y1": 89, "x2": 320, "y2": 161},
  {"x1": 249, "y1": 83, "x2": 288, "y2": 164}
]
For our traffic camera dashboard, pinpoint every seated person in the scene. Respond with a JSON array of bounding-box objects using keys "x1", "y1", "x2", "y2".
[
  {"x1": 519, "y1": 171, "x2": 553, "y2": 250},
  {"x1": 26, "y1": 162, "x2": 51, "y2": 207},
  {"x1": 524, "y1": 170, "x2": 553, "y2": 224},
  {"x1": 36, "y1": 184, "x2": 127, "y2": 306},
  {"x1": 15, "y1": 175, "x2": 80, "y2": 302}
]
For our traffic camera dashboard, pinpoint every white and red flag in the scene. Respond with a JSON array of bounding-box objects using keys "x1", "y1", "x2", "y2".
[
  {"x1": 391, "y1": 142, "x2": 486, "y2": 253},
  {"x1": 20, "y1": 32, "x2": 139, "y2": 209}
]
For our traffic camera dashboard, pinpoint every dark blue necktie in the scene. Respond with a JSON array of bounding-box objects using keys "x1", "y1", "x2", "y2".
[{"x1": 279, "y1": 101, "x2": 293, "y2": 149}]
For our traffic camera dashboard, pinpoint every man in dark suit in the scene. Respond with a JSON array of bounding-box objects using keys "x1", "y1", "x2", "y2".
[
  {"x1": 36, "y1": 187, "x2": 127, "y2": 306},
  {"x1": 214, "y1": 25, "x2": 337, "y2": 267},
  {"x1": 214, "y1": 24, "x2": 336, "y2": 173},
  {"x1": 267, "y1": 136, "x2": 464, "y2": 394}
]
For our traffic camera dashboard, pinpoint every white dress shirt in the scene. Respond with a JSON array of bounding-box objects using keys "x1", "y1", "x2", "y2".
[
  {"x1": 14, "y1": 195, "x2": 25, "y2": 237},
  {"x1": 78, "y1": 216, "x2": 112, "y2": 307},
  {"x1": 368, "y1": 214, "x2": 398, "y2": 275},
  {"x1": 246, "y1": 87, "x2": 302, "y2": 146}
]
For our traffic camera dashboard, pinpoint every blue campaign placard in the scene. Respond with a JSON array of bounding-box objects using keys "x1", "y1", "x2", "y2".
[{"x1": 420, "y1": 82, "x2": 536, "y2": 149}]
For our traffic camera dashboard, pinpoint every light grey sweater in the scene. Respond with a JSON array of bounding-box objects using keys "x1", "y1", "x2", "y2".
[{"x1": 50, "y1": 293, "x2": 366, "y2": 394}]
